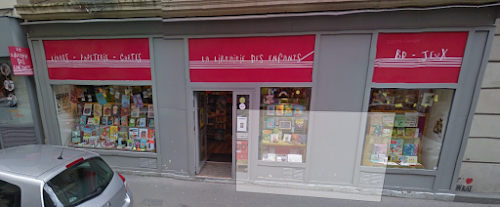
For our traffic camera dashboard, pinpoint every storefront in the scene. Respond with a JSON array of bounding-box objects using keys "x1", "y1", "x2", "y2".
[
  {"x1": 25, "y1": 6, "x2": 497, "y2": 193},
  {"x1": 0, "y1": 17, "x2": 43, "y2": 149}
]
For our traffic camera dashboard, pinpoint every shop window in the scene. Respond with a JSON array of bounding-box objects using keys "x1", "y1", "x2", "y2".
[
  {"x1": 362, "y1": 88, "x2": 454, "y2": 170},
  {"x1": 259, "y1": 87, "x2": 311, "y2": 163},
  {"x1": 54, "y1": 85, "x2": 155, "y2": 152},
  {"x1": 0, "y1": 59, "x2": 34, "y2": 125}
]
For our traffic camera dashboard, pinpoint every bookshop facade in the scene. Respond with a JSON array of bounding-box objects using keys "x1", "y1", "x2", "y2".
[{"x1": 25, "y1": 6, "x2": 497, "y2": 193}]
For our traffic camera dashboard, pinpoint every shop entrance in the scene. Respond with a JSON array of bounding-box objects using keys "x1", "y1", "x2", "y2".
[{"x1": 194, "y1": 91, "x2": 234, "y2": 178}]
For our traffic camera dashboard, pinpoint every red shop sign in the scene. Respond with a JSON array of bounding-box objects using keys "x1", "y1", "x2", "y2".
[
  {"x1": 43, "y1": 38, "x2": 151, "y2": 81},
  {"x1": 8, "y1": 46, "x2": 34, "y2": 76},
  {"x1": 373, "y1": 32, "x2": 468, "y2": 83},
  {"x1": 236, "y1": 140, "x2": 248, "y2": 160},
  {"x1": 189, "y1": 35, "x2": 315, "y2": 82}
]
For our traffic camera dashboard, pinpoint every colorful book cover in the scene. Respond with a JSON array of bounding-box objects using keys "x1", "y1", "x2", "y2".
[
  {"x1": 121, "y1": 107, "x2": 130, "y2": 117},
  {"x1": 82, "y1": 127, "x2": 92, "y2": 138},
  {"x1": 294, "y1": 119, "x2": 305, "y2": 131},
  {"x1": 87, "y1": 117, "x2": 94, "y2": 125},
  {"x1": 134, "y1": 139, "x2": 141, "y2": 150},
  {"x1": 93, "y1": 116, "x2": 100, "y2": 125},
  {"x1": 129, "y1": 118, "x2": 136, "y2": 127},
  {"x1": 293, "y1": 105, "x2": 304, "y2": 116},
  {"x1": 414, "y1": 128, "x2": 420, "y2": 138},
  {"x1": 96, "y1": 92, "x2": 107, "y2": 106},
  {"x1": 93, "y1": 104, "x2": 103, "y2": 116},
  {"x1": 147, "y1": 105, "x2": 154, "y2": 118},
  {"x1": 128, "y1": 128, "x2": 139, "y2": 139},
  {"x1": 370, "y1": 154, "x2": 379, "y2": 163},
  {"x1": 148, "y1": 129, "x2": 155, "y2": 139},
  {"x1": 139, "y1": 128, "x2": 148, "y2": 139},
  {"x1": 121, "y1": 94, "x2": 130, "y2": 108},
  {"x1": 405, "y1": 128, "x2": 416, "y2": 138},
  {"x1": 369, "y1": 124, "x2": 382, "y2": 137},
  {"x1": 127, "y1": 139, "x2": 133, "y2": 147},
  {"x1": 113, "y1": 117, "x2": 120, "y2": 126},
  {"x1": 405, "y1": 112, "x2": 419, "y2": 127},
  {"x1": 121, "y1": 116, "x2": 128, "y2": 126},
  {"x1": 284, "y1": 105, "x2": 293, "y2": 116},
  {"x1": 299, "y1": 134, "x2": 307, "y2": 144},
  {"x1": 140, "y1": 138, "x2": 147, "y2": 149},
  {"x1": 100, "y1": 126, "x2": 110, "y2": 139},
  {"x1": 131, "y1": 105, "x2": 140, "y2": 118},
  {"x1": 101, "y1": 117, "x2": 108, "y2": 125},
  {"x1": 382, "y1": 128, "x2": 392, "y2": 138},
  {"x1": 139, "y1": 107, "x2": 148, "y2": 117},
  {"x1": 390, "y1": 139, "x2": 403, "y2": 157},
  {"x1": 403, "y1": 143, "x2": 415, "y2": 156},
  {"x1": 275, "y1": 104, "x2": 284, "y2": 116},
  {"x1": 266, "y1": 105, "x2": 275, "y2": 115},
  {"x1": 370, "y1": 112, "x2": 383, "y2": 125},
  {"x1": 71, "y1": 131, "x2": 81, "y2": 143},
  {"x1": 133, "y1": 94, "x2": 143, "y2": 108},
  {"x1": 77, "y1": 103, "x2": 83, "y2": 115},
  {"x1": 109, "y1": 126, "x2": 118, "y2": 140},
  {"x1": 111, "y1": 105, "x2": 121, "y2": 117},
  {"x1": 80, "y1": 116, "x2": 87, "y2": 124},
  {"x1": 373, "y1": 143, "x2": 388, "y2": 155},
  {"x1": 107, "y1": 117, "x2": 113, "y2": 125},
  {"x1": 406, "y1": 156, "x2": 418, "y2": 163},
  {"x1": 291, "y1": 134, "x2": 300, "y2": 144},
  {"x1": 103, "y1": 104, "x2": 112, "y2": 117},
  {"x1": 83, "y1": 103, "x2": 92, "y2": 116},
  {"x1": 139, "y1": 118, "x2": 147, "y2": 127},
  {"x1": 262, "y1": 130, "x2": 272, "y2": 143},
  {"x1": 397, "y1": 155, "x2": 407, "y2": 163},
  {"x1": 392, "y1": 128, "x2": 397, "y2": 137},
  {"x1": 396, "y1": 127, "x2": 405, "y2": 137},
  {"x1": 266, "y1": 118, "x2": 275, "y2": 129},
  {"x1": 147, "y1": 139, "x2": 155, "y2": 151},
  {"x1": 283, "y1": 134, "x2": 292, "y2": 143},
  {"x1": 382, "y1": 112, "x2": 396, "y2": 127},
  {"x1": 117, "y1": 137, "x2": 124, "y2": 147},
  {"x1": 118, "y1": 131, "x2": 128, "y2": 140},
  {"x1": 394, "y1": 114, "x2": 405, "y2": 127},
  {"x1": 270, "y1": 134, "x2": 279, "y2": 143},
  {"x1": 148, "y1": 119, "x2": 154, "y2": 127}
]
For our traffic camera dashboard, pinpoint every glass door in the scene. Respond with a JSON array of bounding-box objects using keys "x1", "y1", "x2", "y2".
[
  {"x1": 194, "y1": 92, "x2": 207, "y2": 174},
  {"x1": 233, "y1": 91, "x2": 252, "y2": 179}
]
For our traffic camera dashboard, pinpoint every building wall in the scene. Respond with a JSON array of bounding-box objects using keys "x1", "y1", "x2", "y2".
[{"x1": 458, "y1": 19, "x2": 500, "y2": 194}]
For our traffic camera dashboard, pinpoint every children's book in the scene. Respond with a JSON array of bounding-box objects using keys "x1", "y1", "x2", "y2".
[
  {"x1": 294, "y1": 119, "x2": 305, "y2": 131},
  {"x1": 138, "y1": 118, "x2": 146, "y2": 127},
  {"x1": 148, "y1": 129, "x2": 155, "y2": 139},
  {"x1": 373, "y1": 143, "x2": 388, "y2": 155},
  {"x1": 390, "y1": 139, "x2": 403, "y2": 157},
  {"x1": 394, "y1": 114, "x2": 405, "y2": 127},
  {"x1": 96, "y1": 92, "x2": 107, "y2": 106},
  {"x1": 107, "y1": 117, "x2": 113, "y2": 125},
  {"x1": 129, "y1": 128, "x2": 139, "y2": 139},
  {"x1": 299, "y1": 134, "x2": 307, "y2": 144},
  {"x1": 284, "y1": 105, "x2": 293, "y2": 116},
  {"x1": 101, "y1": 117, "x2": 108, "y2": 125},
  {"x1": 283, "y1": 134, "x2": 292, "y2": 143},
  {"x1": 370, "y1": 112, "x2": 383, "y2": 125},
  {"x1": 293, "y1": 105, "x2": 304, "y2": 116},
  {"x1": 406, "y1": 156, "x2": 418, "y2": 163},
  {"x1": 129, "y1": 118, "x2": 136, "y2": 127},
  {"x1": 276, "y1": 154, "x2": 287, "y2": 162},
  {"x1": 370, "y1": 154, "x2": 379, "y2": 163},
  {"x1": 147, "y1": 105, "x2": 154, "y2": 118},
  {"x1": 82, "y1": 127, "x2": 92, "y2": 138},
  {"x1": 405, "y1": 112, "x2": 418, "y2": 127},
  {"x1": 403, "y1": 143, "x2": 416, "y2": 156},
  {"x1": 133, "y1": 94, "x2": 143, "y2": 108},
  {"x1": 414, "y1": 128, "x2": 420, "y2": 138},
  {"x1": 87, "y1": 117, "x2": 94, "y2": 125},
  {"x1": 382, "y1": 112, "x2": 396, "y2": 127},
  {"x1": 148, "y1": 119, "x2": 154, "y2": 128},
  {"x1": 396, "y1": 127, "x2": 405, "y2": 137},
  {"x1": 131, "y1": 105, "x2": 140, "y2": 117},
  {"x1": 93, "y1": 104, "x2": 103, "y2": 116},
  {"x1": 291, "y1": 134, "x2": 300, "y2": 144},
  {"x1": 267, "y1": 153, "x2": 277, "y2": 162},
  {"x1": 270, "y1": 134, "x2": 279, "y2": 143},
  {"x1": 262, "y1": 130, "x2": 272, "y2": 143},
  {"x1": 93, "y1": 116, "x2": 100, "y2": 125},
  {"x1": 113, "y1": 117, "x2": 120, "y2": 126},
  {"x1": 139, "y1": 128, "x2": 148, "y2": 139},
  {"x1": 111, "y1": 105, "x2": 121, "y2": 117},
  {"x1": 266, "y1": 118, "x2": 275, "y2": 129},
  {"x1": 103, "y1": 104, "x2": 112, "y2": 117},
  {"x1": 266, "y1": 105, "x2": 275, "y2": 115},
  {"x1": 382, "y1": 128, "x2": 392, "y2": 138},
  {"x1": 369, "y1": 124, "x2": 382, "y2": 137},
  {"x1": 71, "y1": 131, "x2": 81, "y2": 143},
  {"x1": 405, "y1": 128, "x2": 416, "y2": 138},
  {"x1": 109, "y1": 126, "x2": 118, "y2": 140},
  {"x1": 275, "y1": 104, "x2": 284, "y2": 116},
  {"x1": 140, "y1": 138, "x2": 147, "y2": 149},
  {"x1": 287, "y1": 154, "x2": 302, "y2": 163},
  {"x1": 397, "y1": 155, "x2": 407, "y2": 163},
  {"x1": 121, "y1": 107, "x2": 130, "y2": 117},
  {"x1": 139, "y1": 107, "x2": 148, "y2": 117},
  {"x1": 100, "y1": 126, "x2": 110, "y2": 139},
  {"x1": 83, "y1": 103, "x2": 92, "y2": 116},
  {"x1": 121, "y1": 116, "x2": 128, "y2": 126},
  {"x1": 121, "y1": 94, "x2": 130, "y2": 108},
  {"x1": 80, "y1": 116, "x2": 87, "y2": 124}
]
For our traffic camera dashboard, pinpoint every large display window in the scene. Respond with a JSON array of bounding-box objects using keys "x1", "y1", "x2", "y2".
[
  {"x1": 54, "y1": 85, "x2": 155, "y2": 152},
  {"x1": 362, "y1": 88, "x2": 454, "y2": 169},
  {"x1": 259, "y1": 87, "x2": 311, "y2": 163}
]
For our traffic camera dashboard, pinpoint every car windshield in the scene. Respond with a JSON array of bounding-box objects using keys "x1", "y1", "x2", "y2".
[{"x1": 45, "y1": 157, "x2": 113, "y2": 207}]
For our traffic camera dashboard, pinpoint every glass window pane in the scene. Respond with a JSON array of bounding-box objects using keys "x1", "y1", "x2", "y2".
[
  {"x1": 259, "y1": 87, "x2": 311, "y2": 163},
  {"x1": 53, "y1": 85, "x2": 155, "y2": 152},
  {"x1": 47, "y1": 157, "x2": 113, "y2": 206},
  {"x1": 0, "y1": 59, "x2": 34, "y2": 125},
  {"x1": 0, "y1": 179, "x2": 21, "y2": 207},
  {"x1": 362, "y1": 88, "x2": 455, "y2": 170}
]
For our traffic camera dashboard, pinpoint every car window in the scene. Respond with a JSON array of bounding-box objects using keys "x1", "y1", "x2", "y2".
[
  {"x1": 45, "y1": 157, "x2": 113, "y2": 206},
  {"x1": 0, "y1": 179, "x2": 21, "y2": 207}
]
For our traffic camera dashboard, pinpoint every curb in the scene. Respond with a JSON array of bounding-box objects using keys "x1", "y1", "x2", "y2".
[{"x1": 454, "y1": 192, "x2": 500, "y2": 204}]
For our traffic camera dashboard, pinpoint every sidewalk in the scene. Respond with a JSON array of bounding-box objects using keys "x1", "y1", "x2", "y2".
[{"x1": 123, "y1": 174, "x2": 500, "y2": 207}]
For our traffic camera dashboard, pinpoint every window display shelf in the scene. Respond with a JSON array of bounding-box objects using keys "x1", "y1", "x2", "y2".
[{"x1": 260, "y1": 141, "x2": 306, "y2": 147}]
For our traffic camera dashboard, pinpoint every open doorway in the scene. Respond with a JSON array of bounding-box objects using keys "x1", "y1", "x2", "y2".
[{"x1": 195, "y1": 91, "x2": 233, "y2": 178}]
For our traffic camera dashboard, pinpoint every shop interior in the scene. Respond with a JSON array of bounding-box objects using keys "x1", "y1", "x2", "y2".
[{"x1": 195, "y1": 91, "x2": 233, "y2": 178}]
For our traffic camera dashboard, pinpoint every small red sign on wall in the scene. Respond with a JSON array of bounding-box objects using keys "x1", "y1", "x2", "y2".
[
  {"x1": 43, "y1": 38, "x2": 151, "y2": 81},
  {"x1": 189, "y1": 35, "x2": 315, "y2": 82},
  {"x1": 8, "y1": 46, "x2": 34, "y2": 76},
  {"x1": 236, "y1": 140, "x2": 248, "y2": 160},
  {"x1": 373, "y1": 32, "x2": 468, "y2": 83}
]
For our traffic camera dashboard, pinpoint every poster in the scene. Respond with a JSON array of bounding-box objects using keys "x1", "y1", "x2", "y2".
[{"x1": 237, "y1": 116, "x2": 247, "y2": 132}]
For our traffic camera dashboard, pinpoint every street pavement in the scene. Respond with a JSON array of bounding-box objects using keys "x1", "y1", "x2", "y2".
[{"x1": 123, "y1": 174, "x2": 500, "y2": 207}]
